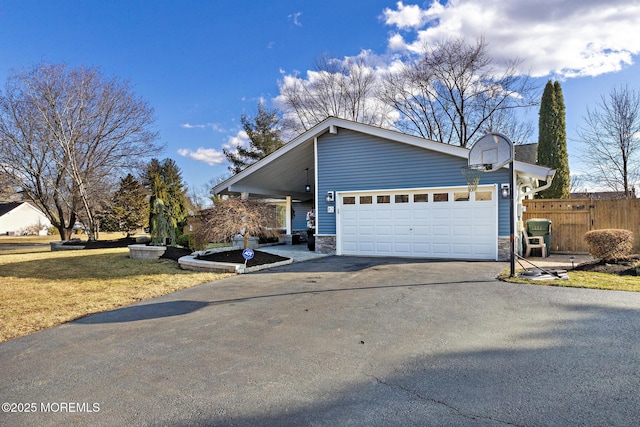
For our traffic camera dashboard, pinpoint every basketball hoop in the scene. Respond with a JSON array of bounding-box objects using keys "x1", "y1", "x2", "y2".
[{"x1": 460, "y1": 164, "x2": 486, "y2": 192}]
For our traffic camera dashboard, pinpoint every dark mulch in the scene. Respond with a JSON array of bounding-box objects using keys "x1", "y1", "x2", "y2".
[
  {"x1": 61, "y1": 237, "x2": 137, "y2": 248},
  {"x1": 195, "y1": 249, "x2": 289, "y2": 267},
  {"x1": 61, "y1": 239, "x2": 290, "y2": 267},
  {"x1": 160, "y1": 246, "x2": 193, "y2": 261},
  {"x1": 83, "y1": 237, "x2": 137, "y2": 249},
  {"x1": 574, "y1": 254, "x2": 640, "y2": 276}
]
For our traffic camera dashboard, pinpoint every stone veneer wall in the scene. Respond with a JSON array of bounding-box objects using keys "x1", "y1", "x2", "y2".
[
  {"x1": 498, "y1": 237, "x2": 511, "y2": 261},
  {"x1": 315, "y1": 235, "x2": 336, "y2": 254}
]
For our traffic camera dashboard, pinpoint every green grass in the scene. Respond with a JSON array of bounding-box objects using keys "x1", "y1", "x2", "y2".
[
  {"x1": 501, "y1": 269, "x2": 640, "y2": 292},
  {"x1": 0, "y1": 248, "x2": 230, "y2": 342}
]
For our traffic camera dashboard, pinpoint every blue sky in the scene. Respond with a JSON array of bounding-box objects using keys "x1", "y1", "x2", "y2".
[{"x1": 1, "y1": 0, "x2": 639, "y2": 196}]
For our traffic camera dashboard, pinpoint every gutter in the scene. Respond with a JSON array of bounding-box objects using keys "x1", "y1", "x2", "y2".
[{"x1": 519, "y1": 170, "x2": 556, "y2": 199}]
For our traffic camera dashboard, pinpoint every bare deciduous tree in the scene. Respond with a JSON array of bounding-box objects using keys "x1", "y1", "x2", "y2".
[
  {"x1": 577, "y1": 85, "x2": 640, "y2": 198},
  {"x1": 378, "y1": 37, "x2": 538, "y2": 147},
  {"x1": 277, "y1": 53, "x2": 396, "y2": 134},
  {"x1": 196, "y1": 198, "x2": 279, "y2": 249},
  {"x1": 0, "y1": 63, "x2": 161, "y2": 240}
]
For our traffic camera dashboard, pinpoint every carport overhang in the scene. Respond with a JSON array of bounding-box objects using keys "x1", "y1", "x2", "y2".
[{"x1": 213, "y1": 125, "x2": 322, "y2": 201}]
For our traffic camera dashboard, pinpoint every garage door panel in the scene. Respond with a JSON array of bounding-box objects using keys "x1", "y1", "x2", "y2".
[
  {"x1": 453, "y1": 244, "x2": 472, "y2": 256},
  {"x1": 432, "y1": 244, "x2": 451, "y2": 255},
  {"x1": 452, "y1": 208, "x2": 472, "y2": 220},
  {"x1": 453, "y1": 225, "x2": 472, "y2": 236},
  {"x1": 393, "y1": 243, "x2": 411, "y2": 253},
  {"x1": 433, "y1": 226, "x2": 450, "y2": 236},
  {"x1": 376, "y1": 225, "x2": 393, "y2": 235},
  {"x1": 343, "y1": 210, "x2": 358, "y2": 221},
  {"x1": 394, "y1": 210, "x2": 411, "y2": 220},
  {"x1": 376, "y1": 210, "x2": 392, "y2": 220},
  {"x1": 412, "y1": 225, "x2": 430, "y2": 236},
  {"x1": 359, "y1": 226, "x2": 375, "y2": 236},
  {"x1": 432, "y1": 209, "x2": 450, "y2": 219},
  {"x1": 393, "y1": 226, "x2": 411, "y2": 236},
  {"x1": 340, "y1": 188, "x2": 497, "y2": 259},
  {"x1": 413, "y1": 209, "x2": 430, "y2": 220}
]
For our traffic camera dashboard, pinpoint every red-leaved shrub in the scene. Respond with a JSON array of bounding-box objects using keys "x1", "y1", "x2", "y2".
[{"x1": 584, "y1": 229, "x2": 633, "y2": 261}]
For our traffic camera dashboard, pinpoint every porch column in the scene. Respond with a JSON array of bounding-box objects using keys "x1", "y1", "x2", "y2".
[{"x1": 285, "y1": 195, "x2": 292, "y2": 245}]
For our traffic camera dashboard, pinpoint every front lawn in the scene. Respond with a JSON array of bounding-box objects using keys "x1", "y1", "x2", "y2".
[
  {"x1": 501, "y1": 268, "x2": 640, "y2": 292},
  {"x1": 0, "y1": 248, "x2": 230, "y2": 342}
]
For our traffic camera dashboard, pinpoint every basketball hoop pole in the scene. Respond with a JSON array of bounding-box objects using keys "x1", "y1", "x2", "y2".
[
  {"x1": 464, "y1": 132, "x2": 516, "y2": 276},
  {"x1": 509, "y1": 154, "x2": 515, "y2": 278}
]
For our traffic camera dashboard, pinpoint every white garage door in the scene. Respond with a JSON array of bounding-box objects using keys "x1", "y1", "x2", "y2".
[{"x1": 338, "y1": 186, "x2": 497, "y2": 260}]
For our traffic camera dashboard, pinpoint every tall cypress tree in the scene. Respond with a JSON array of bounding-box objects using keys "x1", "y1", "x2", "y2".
[{"x1": 537, "y1": 80, "x2": 570, "y2": 198}]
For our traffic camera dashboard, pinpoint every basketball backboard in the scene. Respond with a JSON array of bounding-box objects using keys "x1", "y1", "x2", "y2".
[{"x1": 468, "y1": 133, "x2": 513, "y2": 171}]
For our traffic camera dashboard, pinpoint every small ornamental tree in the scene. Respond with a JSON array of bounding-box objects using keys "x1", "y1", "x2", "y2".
[
  {"x1": 150, "y1": 198, "x2": 176, "y2": 246},
  {"x1": 196, "y1": 198, "x2": 279, "y2": 249},
  {"x1": 144, "y1": 158, "x2": 189, "y2": 242}
]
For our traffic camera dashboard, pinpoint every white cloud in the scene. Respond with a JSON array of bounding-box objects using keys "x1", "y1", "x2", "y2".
[
  {"x1": 288, "y1": 12, "x2": 302, "y2": 27},
  {"x1": 222, "y1": 130, "x2": 250, "y2": 153},
  {"x1": 181, "y1": 122, "x2": 225, "y2": 132},
  {"x1": 382, "y1": 1, "x2": 442, "y2": 29},
  {"x1": 177, "y1": 147, "x2": 226, "y2": 166},
  {"x1": 177, "y1": 130, "x2": 252, "y2": 167},
  {"x1": 383, "y1": 0, "x2": 640, "y2": 78}
]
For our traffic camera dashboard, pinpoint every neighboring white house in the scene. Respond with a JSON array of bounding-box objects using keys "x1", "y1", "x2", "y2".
[{"x1": 0, "y1": 202, "x2": 52, "y2": 236}]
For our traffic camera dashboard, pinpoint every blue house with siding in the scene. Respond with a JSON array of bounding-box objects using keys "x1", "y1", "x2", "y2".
[{"x1": 214, "y1": 117, "x2": 555, "y2": 261}]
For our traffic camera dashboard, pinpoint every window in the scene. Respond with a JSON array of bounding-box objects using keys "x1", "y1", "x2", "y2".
[
  {"x1": 395, "y1": 194, "x2": 409, "y2": 203},
  {"x1": 343, "y1": 196, "x2": 356, "y2": 205},
  {"x1": 433, "y1": 193, "x2": 449, "y2": 202},
  {"x1": 360, "y1": 195, "x2": 372, "y2": 204},
  {"x1": 377, "y1": 195, "x2": 391, "y2": 204},
  {"x1": 454, "y1": 192, "x2": 470, "y2": 201},
  {"x1": 475, "y1": 191, "x2": 492, "y2": 201},
  {"x1": 413, "y1": 193, "x2": 429, "y2": 203}
]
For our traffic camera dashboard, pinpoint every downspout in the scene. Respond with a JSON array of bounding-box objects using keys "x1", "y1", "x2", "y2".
[{"x1": 519, "y1": 170, "x2": 556, "y2": 199}]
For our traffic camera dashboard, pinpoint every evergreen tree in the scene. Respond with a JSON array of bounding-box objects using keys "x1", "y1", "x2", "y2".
[
  {"x1": 144, "y1": 158, "x2": 189, "y2": 244},
  {"x1": 100, "y1": 174, "x2": 149, "y2": 236},
  {"x1": 537, "y1": 80, "x2": 570, "y2": 198},
  {"x1": 224, "y1": 102, "x2": 284, "y2": 173}
]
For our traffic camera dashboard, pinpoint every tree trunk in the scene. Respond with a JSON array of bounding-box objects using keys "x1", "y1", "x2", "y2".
[
  {"x1": 59, "y1": 227, "x2": 74, "y2": 241},
  {"x1": 244, "y1": 233, "x2": 249, "y2": 249}
]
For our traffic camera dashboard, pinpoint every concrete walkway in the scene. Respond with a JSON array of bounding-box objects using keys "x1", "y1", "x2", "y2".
[{"x1": 259, "y1": 244, "x2": 331, "y2": 263}]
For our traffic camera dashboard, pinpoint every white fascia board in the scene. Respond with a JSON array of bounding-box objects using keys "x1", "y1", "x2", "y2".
[
  {"x1": 512, "y1": 161, "x2": 556, "y2": 181},
  {"x1": 213, "y1": 116, "x2": 557, "y2": 194},
  {"x1": 332, "y1": 118, "x2": 469, "y2": 159},
  {"x1": 213, "y1": 120, "x2": 331, "y2": 195}
]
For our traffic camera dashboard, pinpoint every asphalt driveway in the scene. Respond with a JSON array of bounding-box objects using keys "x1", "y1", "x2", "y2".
[{"x1": 1, "y1": 256, "x2": 639, "y2": 426}]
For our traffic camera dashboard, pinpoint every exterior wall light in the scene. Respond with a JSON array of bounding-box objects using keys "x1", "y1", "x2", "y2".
[{"x1": 501, "y1": 183, "x2": 510, "y2": 199}]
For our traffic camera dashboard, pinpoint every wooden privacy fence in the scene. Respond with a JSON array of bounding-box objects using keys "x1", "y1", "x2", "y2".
[{"x1": 522, "y1": 198, "x2": 640, "y2": 254}]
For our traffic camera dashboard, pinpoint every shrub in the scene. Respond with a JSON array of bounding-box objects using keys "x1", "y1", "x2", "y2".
[
  {"x1": 175, "y1": 234, "x2": 191, "y2": 248},
  {"x1": 584, "y1": 229, "x2": 633, "y2": 261}
]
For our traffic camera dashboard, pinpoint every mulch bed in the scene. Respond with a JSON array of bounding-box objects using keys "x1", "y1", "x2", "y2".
[
  {"x1": 59, "y1": 238, "x2": 290, "y2": 267},
  {"x1": 83, "y1": 237, "x2": 138, "y2": 249},
  {"x1": 161, "y1": 246, "x2": 193, "y2": 261},
  {"x1": 573, "y1": 254, "x2": 640, "y2": 276},
  {"x1": 195, "y1": 249, "x2": 289, "y2": 267}
]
